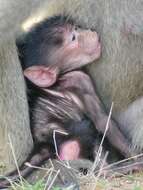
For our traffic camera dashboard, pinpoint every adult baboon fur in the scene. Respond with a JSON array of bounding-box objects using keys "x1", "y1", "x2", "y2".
[{"x1": 0, "y1": 0, "x2": 54, "y2": 175}]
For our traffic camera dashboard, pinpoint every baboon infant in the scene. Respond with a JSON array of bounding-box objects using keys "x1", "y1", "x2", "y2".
[
  {"x1": 20, "y1": 15, "x2": 131, "y2": 160},
  {"x1": 0, "y1": 15, "x2": 132, "y2": 188}
]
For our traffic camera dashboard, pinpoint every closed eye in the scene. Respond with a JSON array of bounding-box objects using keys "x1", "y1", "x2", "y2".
[{"x1": 72, "y1": 34, "x2": 76, "y2": 41}]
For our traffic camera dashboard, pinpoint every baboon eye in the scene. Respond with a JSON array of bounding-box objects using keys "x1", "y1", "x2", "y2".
[{"x1": 72, "y1": 34, "x2": 76, "y2": 41}]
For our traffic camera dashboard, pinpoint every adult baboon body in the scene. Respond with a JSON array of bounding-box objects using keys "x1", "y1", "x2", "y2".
[{"x1": 0, "y1": 0, "x2": 53, "y2": 175}]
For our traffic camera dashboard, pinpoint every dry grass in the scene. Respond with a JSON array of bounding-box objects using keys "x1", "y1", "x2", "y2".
[
  {"x1": 7, "y1": 167, "x2": 143, "y2": 190},
  {"x1": 1, "y1": 103, "x2": 143, "y2": 189}
]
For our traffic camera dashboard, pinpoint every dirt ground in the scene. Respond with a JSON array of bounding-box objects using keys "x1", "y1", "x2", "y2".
[{"x1": 80, "y1": 173, "x2": 143, "y2": 190}]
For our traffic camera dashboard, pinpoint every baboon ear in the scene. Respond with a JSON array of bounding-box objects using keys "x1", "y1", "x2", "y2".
[{"x1": 24, "y1": 65, "x2": 58, "y2": 87}]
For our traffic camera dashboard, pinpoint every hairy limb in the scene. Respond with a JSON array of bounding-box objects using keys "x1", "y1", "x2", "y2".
[
  {"x1": 59, "y1": 71, "x2": 132, "y2": 158},
  {"x1": 0, "y1": 40, "x2": 33, "y2": 175},
  {"x1": 117, "y1": 97, "x2": 143, "y2": 151}
]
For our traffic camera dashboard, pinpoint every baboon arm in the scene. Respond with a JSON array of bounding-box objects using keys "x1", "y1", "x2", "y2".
[
  {"x1": 59, "y1": 71, "x2": 132, "y2": 158},
  {"x1": 83, "y1": 93, "x2": 132, "y2": 158}
]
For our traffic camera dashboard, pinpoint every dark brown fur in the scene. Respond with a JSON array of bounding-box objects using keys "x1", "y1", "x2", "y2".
[{"x1": 18, "y1": 15, "x2": 131, "y2": 158}]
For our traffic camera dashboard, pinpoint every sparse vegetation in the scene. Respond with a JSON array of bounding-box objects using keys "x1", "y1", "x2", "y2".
[
  {"x1": 2, "y1": 110, "x2": 143, "y2": 190},
  {"x1": 6, "y1": 172, "x2": 143, "y2": 190}
]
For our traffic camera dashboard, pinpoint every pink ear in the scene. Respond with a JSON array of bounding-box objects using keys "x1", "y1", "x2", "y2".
[{"x1": 24, "y1": 65, "x2": 58, "y2": 87}]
